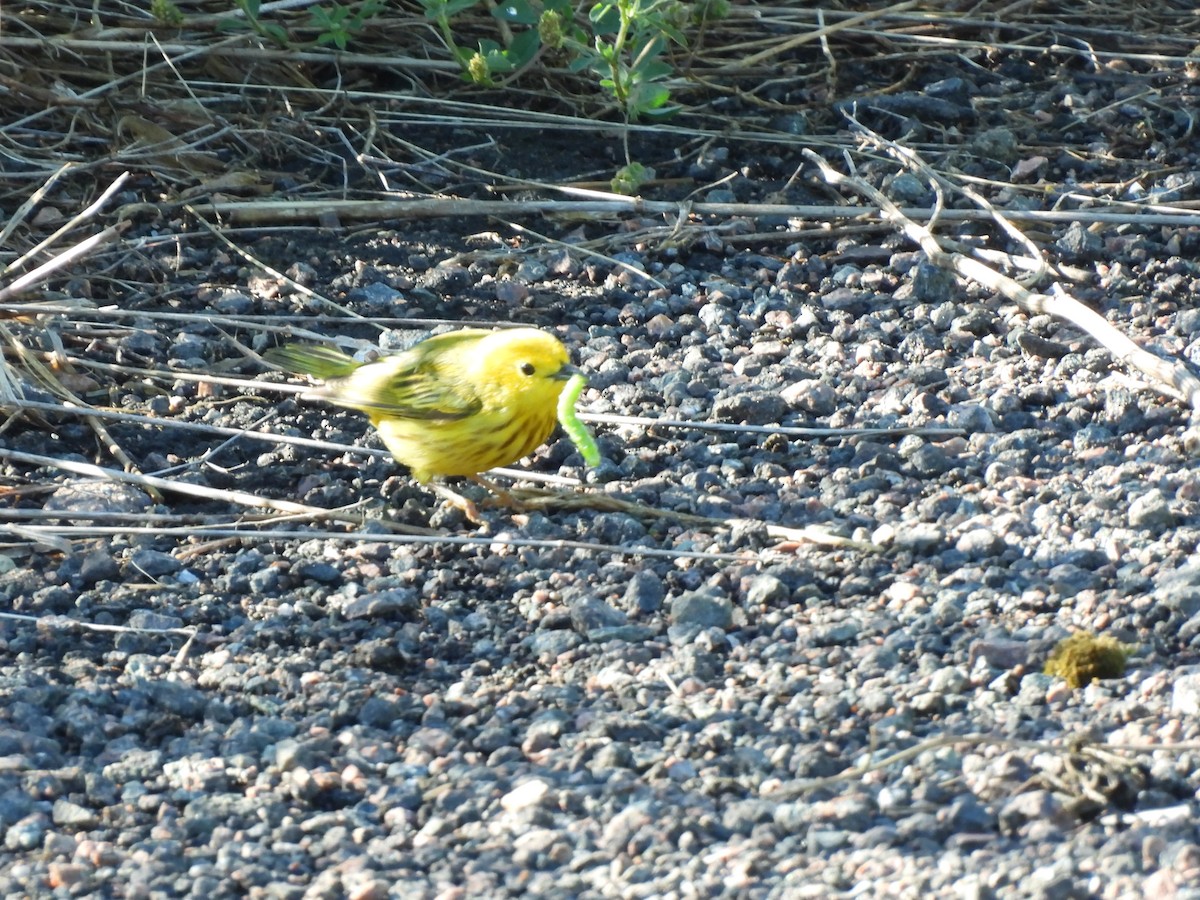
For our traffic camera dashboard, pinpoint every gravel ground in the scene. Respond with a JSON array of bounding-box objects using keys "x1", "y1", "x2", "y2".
[{"x1": 5, "y1": 24, "x2": 1200, "y2": 900}]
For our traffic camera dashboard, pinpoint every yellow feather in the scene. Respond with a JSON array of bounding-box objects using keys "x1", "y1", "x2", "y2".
[{"x1": 266, "y1": 328, "x2": 576, "y2": 484}]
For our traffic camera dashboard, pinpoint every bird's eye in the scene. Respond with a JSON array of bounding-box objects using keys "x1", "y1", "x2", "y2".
[{"x1": 519, "y1": 362, "x2": 536, "y2": 376}]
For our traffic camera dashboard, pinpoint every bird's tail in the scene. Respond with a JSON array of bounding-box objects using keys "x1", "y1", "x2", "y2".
[{"x1": 264, "y1": 344, "x2": 363, "y2": 379}]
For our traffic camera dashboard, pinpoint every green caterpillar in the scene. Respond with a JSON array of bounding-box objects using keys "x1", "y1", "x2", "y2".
[{"x1": 558, "y1": 372, "x2": 600, "y2": 468}]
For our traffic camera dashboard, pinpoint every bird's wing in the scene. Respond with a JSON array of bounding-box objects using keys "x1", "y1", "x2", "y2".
[
  {"x1": 264, "y1": 344, "x2": 362, "y2": 379},
  {"x1": 338, "y1": 331, "x2": 488, "y2": 421}
]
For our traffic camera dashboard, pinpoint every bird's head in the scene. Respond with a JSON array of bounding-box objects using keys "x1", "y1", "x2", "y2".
[{"x1": 475, "y1": 328, "x2": 579, "y2": 403}]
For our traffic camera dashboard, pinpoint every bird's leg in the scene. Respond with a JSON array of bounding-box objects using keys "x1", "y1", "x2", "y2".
[
  {"x1": 469, "y1": 475, "x2": 528, "y2": 512},
  {"x1": 429, "y1": 481, "x2": 485, "y2": 525},
  {"x1": 427, "y1": 477, "x2": 527, "y2": 524}
]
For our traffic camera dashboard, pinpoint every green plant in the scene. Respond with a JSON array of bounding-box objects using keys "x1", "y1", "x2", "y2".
[
  {"x1": 611, "y1": 161, "x2": 654, "y2": 195},
  {"x1": 219, "y1": 0, "x2": 384, "y2": 50},
  {"x1": 310, "y1": 1, "x2": 387, "y2": 50},
  {"x1": 220, "y1": 0, "x2": 291, "y2": 45},
  {"x1": 576, "y1": 0, "x2": 685, "y2": 122},
  {"x1": 424, "y1": 0, "x2": 729, "y2": 118},
  {"x1": 419, "y1": 1, "x2": 730, "y2": 171},
  {"x1": 151, "y1": 0, "x2": 184, "y2": 27},
  {"x1": 419, "y1": 0, "x2": 559, "y2": 87},
  {"x1": 420, "y1": 0, "x2": 484, "y2": 77}
]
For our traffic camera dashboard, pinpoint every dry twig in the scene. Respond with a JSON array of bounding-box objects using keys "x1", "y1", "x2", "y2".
[{"x1": 802, "y1": 148, "x2": 1200, "y2": 412}]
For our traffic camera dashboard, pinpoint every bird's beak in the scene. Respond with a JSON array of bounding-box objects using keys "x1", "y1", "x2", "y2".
[{"x1": 554, "y1": 364, "x2": 585, "y2": 381}]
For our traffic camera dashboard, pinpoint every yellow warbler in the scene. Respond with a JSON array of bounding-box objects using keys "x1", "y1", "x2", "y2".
[{"x1": 265, "y1": 328, "x2": 580, "y2": 509}]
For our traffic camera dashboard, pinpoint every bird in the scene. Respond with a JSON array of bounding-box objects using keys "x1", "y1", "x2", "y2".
[{"x1": 264, "y1": 327, "x2": 581, "y2": 520}]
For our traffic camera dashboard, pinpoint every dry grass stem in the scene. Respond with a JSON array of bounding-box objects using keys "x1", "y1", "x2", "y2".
[
  {"x1": 0, "y1": 609, "x2": 197, "y2": 638},
  {"x1": 0, "y1": 446, "x2": 434, "y2": 536},
  {"x1": 803, "y1": 147, "x2": 1200, "y2": 412},
  {"x1": 196, "y1": 196, "x2": 1200, "y2": 230}
]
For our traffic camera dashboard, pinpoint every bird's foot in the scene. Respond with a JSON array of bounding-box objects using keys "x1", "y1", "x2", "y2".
[
  {"x1": 470, "y1": 475, "x2": 528, "y2": 513},
  {"x1": 430, "y1": 482, "x2": 486, "y2": 525}
]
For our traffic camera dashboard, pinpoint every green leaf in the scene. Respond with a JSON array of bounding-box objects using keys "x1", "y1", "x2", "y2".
[
  {"x1": 638, "y1": 103, "x2": 681, "y2": 121},
  {"x1": 479, "y1": 40, "x2": 516, "y2": 73},
  {"x1": 506, "y1": 29, "x2": 540, "y2": 67},
  {"x1": 632, "y1": 83, "x2": 670, "y2": 109},
  {"x1": 317, "y1": 29, "x2": 349, "y2": 49},
  {"x1": 634, "y1": 58, "x2": 672, "y2": 82},
  {"x1": 567, "y1": 53, "x2": 597, "y2": 73},
  {"x1": 631, "y1": 32, "x2": 666, "y2": 61},
  {"x1": 422, "y1": 0, "x2": 479, "y2": 19},
  {"x1": 592, "y1": 37, "x2": 618, "y2": 63},
  {"x1": 310, "y1": 5, "x2": 349, "y2": 29},
  {"x1": 491, "y1": 0, "x2": 538, "y2": 24},
  {"x1": 693, "y1": 0, "x2": 730, "y2": 23},
  {"x1": 588, "y1": 3, "x2": 620, "y2": 33},
  {"x1": 657, "y1": 21, "x2": 687, "y2": 46},
  {"x1": 266, "y1": 23, "x2": 290, "y2": 43}
]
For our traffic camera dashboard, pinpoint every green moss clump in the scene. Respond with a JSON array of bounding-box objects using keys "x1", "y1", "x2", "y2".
[
  {"x1": 611, "y1": 162, "x2": 654, "y2": 196},
  {"x1": 1044, "y1": 632, "x2": 1135, "y2": 689},
  {"x1": 151, "y1": 0, "x2": 184, "y2": 26}
]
